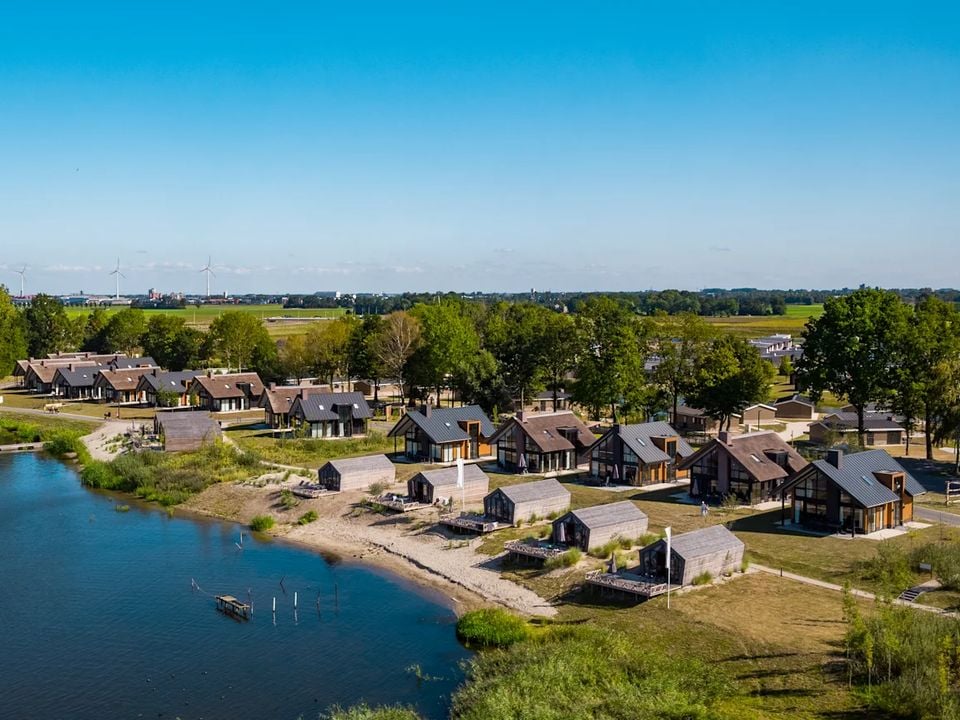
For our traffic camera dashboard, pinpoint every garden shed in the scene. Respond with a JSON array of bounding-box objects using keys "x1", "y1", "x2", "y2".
[
  {"x1": 407, "y1": 464, "x2": 490, "y2": 506},
  {"x1": 318, "y1": 454, "x2": 396, "y2": 492},
  {"x1": 483, "y1": 478, "x2": 571, "y2": 525},
  {"x1": 551, "y1": 501, "x2": 648, "y2": 552},
  {"x1": 154, "y1": 411, "x2": 221, "y2": 452},
  {"x1": 638, "y1": 525, "x2": 744, "y2": 587}
]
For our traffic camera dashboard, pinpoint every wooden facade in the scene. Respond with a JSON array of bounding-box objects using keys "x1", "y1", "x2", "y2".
[
  {"x1": 318, "y1": 454, "x2": 396, "y2": 492},
  {"x1": 407, "y1": 464, "x2": 490, "y2": 506},
  {"x1": 388, "y1": 405, "x2": 495, "y2": 463},
  {"x1": 588, "y1": 421, "x2": 693, "y2": 486},
  {"x1": 638, "y1": 525, "x2": 744, "y2": 586},
  {"x1": 483, "y1": 478, "x2": 571, "y2": 525},
  {"x1": 489, "y1": 411, "x2": 594, "y2": 474},
  {"x1": 551, "y1": 501, "x2": 648, "y2": 551}
]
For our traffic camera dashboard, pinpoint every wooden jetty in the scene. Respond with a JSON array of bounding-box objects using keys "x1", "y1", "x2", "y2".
[
  {"x1": 440, "y1": 513, "x2": 502, "y2": 534},
  {"x1": 377, "y1": 495, "x2": 430, "y2": 513},
  {"x1": 585, "y1": 570, "x2": 668, "y2": 599},
  {"x1": 215, "y1": 595, "x2": 251, "y2": 620},
  {"x1": 504, "y1": 539, "x2": 566, "y2": 562}
]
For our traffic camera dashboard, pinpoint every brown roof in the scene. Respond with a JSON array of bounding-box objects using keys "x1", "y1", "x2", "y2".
[
  {"x1": 679, "y1": 431, "x2": 808, "y2": 482},
  {"x1": 192, "y1": 373, "x2": 265, "y2": 400},
  {"x1": 95, "y1": 367, "x2": 155, "y2": 391},
  {"x1": 259, "y1": 385, "x2": 323, "y2": 414},
  {"x1": 27, "y1": 359, "x2": 100, "y2": 385},
  {"x1": 489, "y1": 411, "x2": 595, "y2": 453}
]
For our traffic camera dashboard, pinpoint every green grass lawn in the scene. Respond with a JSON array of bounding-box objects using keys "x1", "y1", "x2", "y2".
[
  {"x1": 64, "y1": 304, "x2": 346, "y2": 328},
  {"x1": 0, "y1": 389, "x2": 158, "y2": 420},
  {"x1": 226, "y1": 424, "x2": 397, "y2": 469},
  {"x1": 0, "y1": 411, "x2": 96, "y2": 444}
]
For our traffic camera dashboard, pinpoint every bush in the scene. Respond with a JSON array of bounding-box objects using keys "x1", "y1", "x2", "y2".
[
  {"x1": 114, "y1": 504, "x2": 131, "y2": 512},
  {"x1": 588, "y1": 540, "x2": 621, "y2": 559},
  {"x1": 692, "y1": 571, "x2": 713, "y2": 586},
  {"x1": 297, "y1": 510, "x2": 318, "y2": 525},
  {"x1": 44, "y1": 429, "x2": 90, "y2": 463},
  {"x1": 740, "y1": 556, "x2": 751, "y2": 573},
  {"x1": 861, "y1": 541, "x2": 915, "y2": 596},
  {"x1": 250, "y1": 515, "x2": 275, "y2": 532},
  {"x1": 322, "y1": 704, "x2": 421, "y2": 720},
  {"x1": 456, "y1": 609, "x2": 530, "y2": 648},
  {"x1": 279, "y1": 489, "x2": 300, "y2": 509},
  {"x1": 451, "y1": 625, "x2": 731, "y2": 719},
  {"x1": 368, "y1": 481, "x2": 388, "y2": 497},
  {"x1": 544, "y1": 548, "x2": 581, "y2": 570},
  {"x1": 911, "y1": 542, "x2": 960, "y2": 591}
]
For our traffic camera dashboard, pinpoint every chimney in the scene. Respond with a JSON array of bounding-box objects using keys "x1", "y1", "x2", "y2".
[
  {"x1": 718, "y1": 431, "x2": 731, "y2": 445},
  {"x1": 207, "y1": 369, "x2": 213, "y2": 378},
  {"x1": 423, "y1": 404, "x2": 433, "y2": 418},
  {"x1": 69, "y1": 363, "x2": 74, "y2": 371},
  {"x1": 269, "y1": 382, "x2": 277, "y2": 391},
  {"x1": 826, "y1": 449, "x2": 843, "y2": 469},
  {"x1": 515, "y1": 410, "x2": 525, "y2": 422}
]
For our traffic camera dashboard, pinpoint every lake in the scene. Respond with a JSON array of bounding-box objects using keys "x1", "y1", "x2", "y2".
[{"x1": 0, "y1": 453, "x2": 470, "y2": 719}]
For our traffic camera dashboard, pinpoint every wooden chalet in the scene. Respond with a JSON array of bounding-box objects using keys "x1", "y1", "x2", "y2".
[
  {"x1": 24, "y1": 359, "x2": 99, "y2": 394},
  {"x1": 187, "y1": 372, "x2": 265, "y2": 412},
  {"x1": 154, "y1": 411, "x2": 221, "y2": 452},
  {"x1": 137, "y1": 370, "x2": 204, "y2": 407},
  {"x1": 388, "y1": 405, "x2": 495, "y2": 463},
  {"x1": 588, "y1": 421, "x2": 693, "y2": 486},
  {"x1": 669, "y1": 404, "x2": 741, "y2": 435},
  {"x1": 93, "y1": 367, "x2": 156, "y2": 404},
  {"x1": 638, "y1": 525, "x2": 744, "y2": 586},
  {"x1": 741, "y1": 403, "x2": 778, "y2": 426},
  {"x1": 259, "y1": 384, "x2": 322, "y2": 429},
  {"x1": 679, "y1": 431, "x2": 808, "y2": 504},
  {"x1": 407, "y1": 463, "x2": 490, "y2": 505},
  {"x1": 51, "y1": 365, "x2": 99, "y2": 399},
  {"x1": 809, "y1": 412, "x2": 905, "y2": 447},
  {"x1": 778, "y1": 449, "x2": 926, "y2": 535},
  {"x1": 318, "y1": 454, "x2": 396, "y2": 492},
  {"x1": 488, "y1": 411, "x2": 594, "y2": 474},
  {"x1": 774, "y1": 394, "x2": 816, "y2": 421},
  {"x1": 551, "y1": 501, "x2": 648, "y2": 552},
  {"x1": 483, "y1": 478, "x2": 571, "y2": 525},
  {"x1": 289, "y1": 392, "x2": 371, "y2": 438}
]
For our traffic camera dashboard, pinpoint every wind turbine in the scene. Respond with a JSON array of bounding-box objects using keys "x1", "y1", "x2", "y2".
[
  {"x1": 199, "y1": 256, "x2": 215, "y2": 298},
  {"x1": 13, "y1": 265, "x2": 26, "y2": 297},
  {"x1": 109, "y1": 258, "x2": 125, "y2": 299}
]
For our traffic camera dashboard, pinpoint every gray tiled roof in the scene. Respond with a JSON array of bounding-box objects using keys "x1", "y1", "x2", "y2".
[
  {"x1": 415, "y1": 463, "x2": 489, "y2": 489},
  {"x1": 809, "y1": 449, "x2": 925, "y2": 508},
  {"x1": 564, "y1": 501, "x2": 647, "y2": 530},
  {"x1": 139, "y1": 370, "x2": 203, "y2": 392},
  {"x1": 611, "y1": 422, "x2": 695, "y2": 464},
  {"x1": 818, "y1": 412, "x2": 904, "y2": 432},
  {"x1": 497, "y1": 478, "x2": 569, "y2": 504},
  {"x1": 390, "y1": 405, "x2": 495, "y2": 443},
  {"x1": 292, "y1": 392, "x2": 371, "y2": 422},
  {"x1": 668, "y1": 525, "x2": 744, "y2": 560},
  {"x1": 111, "y1": 356, "x2": 157, "y2": 369},
  {"x1": 54, "y1": 367, "x2": 98, "y2": 387}
]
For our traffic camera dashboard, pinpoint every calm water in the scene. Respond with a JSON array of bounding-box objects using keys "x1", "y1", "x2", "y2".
[{"x1": 0, "y1": 453, "x2": 470, "y2": 720}]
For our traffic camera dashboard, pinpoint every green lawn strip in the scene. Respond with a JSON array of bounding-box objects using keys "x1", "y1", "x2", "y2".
[{"x1": 227, "y1": 425, "x2": 396, "y2": 469}]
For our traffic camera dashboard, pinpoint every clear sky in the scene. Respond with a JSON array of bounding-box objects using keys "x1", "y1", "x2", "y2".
[{"x1": 1, "y1": 2, "x2": 958, "y2": 296}]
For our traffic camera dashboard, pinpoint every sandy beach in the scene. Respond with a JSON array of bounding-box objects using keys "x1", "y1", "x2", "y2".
[{"x1": 183, "y1": 476, "x2": 557, "y2": 617}]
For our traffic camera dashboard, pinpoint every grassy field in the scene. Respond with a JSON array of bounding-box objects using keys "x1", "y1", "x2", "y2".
[
  {"x1": 704, "y1": 304, "x2": 823, "y2": 339},
  {"x1": 0, "y1": 389, "x2": 158, "y2": 420},
  {"x1": 225, "y1": 424, "x2": 398, "y2": 469},
  {"x1": 0, "y1": 411, "x2": 96, "y2": 444},
  {"x1": 64, "y1": 304, "x2": 346, "y2": 328}
]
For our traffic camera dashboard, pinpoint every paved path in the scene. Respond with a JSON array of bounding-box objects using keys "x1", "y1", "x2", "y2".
[
  {"x1": 751, "y1": 563, "x2": 952, "y2": 615},
  {"x1": 916, "y1": 506, "x2": 960, "y2": 527}
]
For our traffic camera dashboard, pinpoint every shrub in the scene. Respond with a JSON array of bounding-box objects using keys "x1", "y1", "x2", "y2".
[
  {"x1": 297, "y1": 510, "x2": 318, "y2": 525},
  {"x1": 544, "y1": 548, "x2": 581, "y2": 570},
  {"x1": 692, "y1": 571, "x2": 713, "y2": 586},
  {"x1": 861, "y1": 541, "x2": 914, "y2": 597},
  {"x1": 114, "y1": 504, "x2": 131, "y2": 512},
  {"x1": 538, "y1": 526, "x2": 551, "y2": 539},
  {"x1": 588, "y1": 540, "x2": 620, "y2": 559},
  {"x1": 740, "y1": 555, "x2": 751, "y2": 573},
  {"x1": 323, "y1": 704, "x2": 421, "y2": 720},
  {"x1": 368, "y1": 481, "x2": 388, "y2": 497},
  {"x1": 456, "y1": 609, "x2": 530, "y2": 648},
  {"x1": 279, "y1": 489, "x2": 300, "y2": 509},
  {"x1": 616, "y1": 535, "x2": 634, "y2": 550},
  {"x1": 250, "y1": 515, "x2": 275, "y2": 532}
]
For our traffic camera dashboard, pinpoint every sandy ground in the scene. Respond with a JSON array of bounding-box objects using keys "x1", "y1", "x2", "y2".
[
  {"x1": 184, "y1": 477, "x2": 557, "y2": 617},
  {"x1": 81, "y1": 420, "x2": 132, "y2": 461}
]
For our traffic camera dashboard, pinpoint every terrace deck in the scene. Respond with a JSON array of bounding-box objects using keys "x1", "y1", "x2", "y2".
[
  {"x1": 215, "y1": 594, "x2": 251, "y2": 620},
  {"x1": 585, "y1": 570, "x2": 668, "y2": 599},
  {"x1": 290, "y1": 483, "x2": 334, "y2": 499},
  {"x1": 377, "y1": 496, "x2": 430, "y2": 513},
  {"x1": 504, "y1": 539, "x2": 567, "y2": 560},
  {"x1": 440, "y1": 513, "x2": 502, "y2": 534}
]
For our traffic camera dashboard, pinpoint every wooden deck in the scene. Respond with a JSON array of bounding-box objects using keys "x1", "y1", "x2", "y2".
[
  {"x1": 290, "y1": 483, "x2": 334, "y2": 499},
  {"x1": 585, "y1": 570, "x2": 668, "y2": 599},
  {"x1": 504, "y1": 539, "x2": 567, "y2": 560},
  {"x1": 440, "y1": 513, "x2": 502, "y2": 534},
  {"x1": 215, "y1": 594, "x2": 251, "y2": 620},
  {"x1": 377, "y1": 495, "x2": 430, "y2": 513}
]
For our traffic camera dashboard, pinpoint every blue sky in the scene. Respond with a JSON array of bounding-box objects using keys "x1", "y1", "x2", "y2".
[{"x1": 1, "y1": 2, "x2": 958, "y2": 295}]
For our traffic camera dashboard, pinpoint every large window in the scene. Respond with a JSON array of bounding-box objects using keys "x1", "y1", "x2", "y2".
[{"x1": 793, "y1": 472, "x2": 829, "y2": 525}]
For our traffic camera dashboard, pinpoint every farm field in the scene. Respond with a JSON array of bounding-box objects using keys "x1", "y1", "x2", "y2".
[
  {"x1": 703, "y1": 303, "x2": 823, "y2": 339},
  {"x1": 64, "y1": 304, "x2": 346, "y2": 328}
]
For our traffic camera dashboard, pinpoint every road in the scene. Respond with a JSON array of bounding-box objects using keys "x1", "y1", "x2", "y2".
[{"x1": 915, "y1": 506, "x2": 960, "y2": 527}]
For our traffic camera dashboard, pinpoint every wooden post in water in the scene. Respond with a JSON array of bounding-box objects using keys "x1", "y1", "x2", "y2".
[
  {"x1": 272, "y1": 597, "x2": 276, "y2": 613},
  {"x1": 294, "y1": 591, "x2": 298, "y2": 609},
  {"x1": 335, "y1": 583, "x2": 339, "y2": 612}
]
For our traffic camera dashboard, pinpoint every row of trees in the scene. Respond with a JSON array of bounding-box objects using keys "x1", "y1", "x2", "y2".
[{"x1": 797, "y1": 288, "x2": 960, "y2": 459}]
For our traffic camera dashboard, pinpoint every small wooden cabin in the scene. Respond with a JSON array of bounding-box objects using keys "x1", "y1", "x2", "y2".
[
  {"x1": 741, "y1": 404, "x2": 778, "y2": 426},
  {"x1": 318, "y1": 454, "x2": 396, "y2": 492},
  {"x1": 551, "y1": 501, "x2": 648, "y2": 552},
  {"x1": 638, "y1": 525, "x2": 744, "y2": 586},
  {"x1": 154, "y1": 411, "x2": 221, "y2": 452},
  {"x1": 483, "y1": 478, "x2": 571, "y2": 525},
  {"x1": 407, "y1": 464, "x2": 490, "y2": 505},
  {"x1": 774, "y1": 395, "x2": 816, "y2": 421}
]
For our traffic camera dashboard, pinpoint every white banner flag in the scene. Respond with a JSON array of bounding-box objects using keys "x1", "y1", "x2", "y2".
[{"x1": 456, "y1": 457, "x2": 464, "y2": 489}]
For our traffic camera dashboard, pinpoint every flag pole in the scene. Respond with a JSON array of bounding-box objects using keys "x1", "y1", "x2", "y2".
[{"x1": 665, "y1": 526, "x2": 672, "y2": 610}]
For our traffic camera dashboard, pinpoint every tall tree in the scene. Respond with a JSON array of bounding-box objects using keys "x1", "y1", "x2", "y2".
[
  {"x1": 24, "y1": 294, "x2": 73, "y2": 358},
  {"x1": 349, "y1": 314, "x2": 386, "y2": 399},
  {"x1": 305, "y1": 316, "x2": 358, "y2": 388},
  {"x1": 651, "y1": 313, "x2": 714, "y2": 421},
  {"x1": 483, "y1": 303, "x2": 552, "y2": 408},
  {"x1": 0, "y1": 286, "x2": 28, "y2": 375},
  {"x1": 571, "y1": 297, "x2": 649, "y2": 421},
  {"x1": 797, "y1": 288, "x2": 910, "y2": 446},
  {"x1": 79, "y1": 308, "x2": 110, "y2": 352},
  {"x1": 371, "y1": 311, "x2": 421, "y2": 406},
  {"x1": 687, "y1": 336, "x2": 775, "y2": 430},
  {"x1": 279, "y1": 334, "x2": 311, "y2": 384},
  {"x1": 103, "y1": 308, "x2": 147, "y2": 355},
  {"x1": 409, "y1": 302, "x2": 482, "y2": 405},
  {"x1": 142, "y1": 315, "x2": 206, "y2": 370},
  {"x1": 539, "y1": 312, "x2": 579, "y2": 412},
  {"x1": 209, "y1": 311, "x2": 266, "y2": 372}
]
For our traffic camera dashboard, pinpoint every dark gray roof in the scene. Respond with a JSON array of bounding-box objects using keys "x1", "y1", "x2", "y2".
[
  {"x1": 804, "y1": 450, "x2": 925, "y2": 508},
  {"x1": 817, "y1": 412, "x2": 904, "y2": 432},
  {"x1": 322, "y1": 454, "x2": 394, "y2": 476},
  {"x1": 291, "y1": 392, "x2": 371, "y2": 422},
  {"x1": 565, "y1": 501, "x2": 647, "y2": 530},
  {"x1": 603, "y1": 422, "x2": 694, "y2": 464},
  {"x1": 668, "y1": 525, "x2": 744, "y2": 560},
  {"x1": 139, "y1": 370, "x2": 204, "y2": 392},
  {"x1": 415, "y1": 463, "x2": 489, "y2": 489},
  {"x1": 389, "y1": 405, "x2": 495, "y2": 443},
  {"x1": 111, "y1": 356, "x2": 157, "y2": 369},
  {"x1": 776, "y1": 394, "x2": 814, "y2": 406},
  {"x1": 54, "y1": 366, "x2": 98, "y2": 387},
  {"x1": 156, "y1": 411, "x2": 220, "y2": 440},
  {"x1": 497, "y1": 478, "x2": 569, "y2": 504}
]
